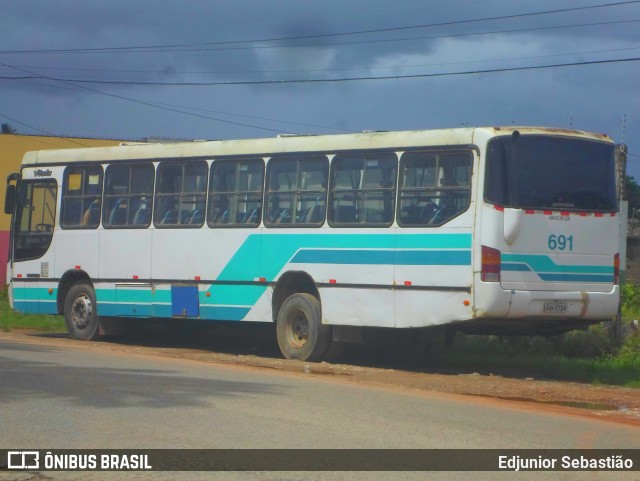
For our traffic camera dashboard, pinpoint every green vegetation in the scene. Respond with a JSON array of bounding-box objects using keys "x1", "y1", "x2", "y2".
[
  {"x1": 441, "y1": 282, "x2": 640, "y2": 387},
  {"x1": 625, "y1": 175, "x2": 640, "y2": 214},
  {"x1": 621, "y1": 281, "x2": 640, "y2": 321},
  {"x1": 443, "y1": 327, "x2": 640, "y2": 387},
  {"x1": 0, "y1": 288, "x2": 66, "y2": 333}
]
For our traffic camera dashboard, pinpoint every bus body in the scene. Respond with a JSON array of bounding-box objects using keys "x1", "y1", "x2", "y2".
[{"x1": 4, "y1": 127, "x2": 620, "y2": 361}]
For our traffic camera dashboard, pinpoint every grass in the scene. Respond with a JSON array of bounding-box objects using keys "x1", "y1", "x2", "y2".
[
  {"x1": 441, "y1": 328, "x2": 640, "y2": 387},
  {"x1": 1, "y1": 285, "x2": 639, "y2": 387},
  {"x1": 0, "y1": 288, "x2": 66, "y2": 333}
]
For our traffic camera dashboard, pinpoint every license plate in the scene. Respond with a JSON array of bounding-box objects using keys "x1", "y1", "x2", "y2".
[{"x1": 543, "y1": 301, "x2": 568, "y2": 313}]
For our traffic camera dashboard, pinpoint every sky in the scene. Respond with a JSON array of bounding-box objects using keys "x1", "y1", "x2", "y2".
[{"x1": 1, "y1": 0, "x2": 639, "y2": 178}]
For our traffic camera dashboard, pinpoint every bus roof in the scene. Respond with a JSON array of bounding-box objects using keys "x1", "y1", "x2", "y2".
[{"x1": 20, "y1": 126, "x2": 613, "y2": 166}]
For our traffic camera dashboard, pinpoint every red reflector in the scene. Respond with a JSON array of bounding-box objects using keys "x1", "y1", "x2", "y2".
[
  {"x1": 579, "y1": 212, "x2": 588, "y2": 216},
  {"x1": 525, "y1": 210, "x2": 535, "y2": 214},
  {"x1": 259, "y1": 277, "x2": 266, "y2": 283},
  {"x1": 595, "y1": 213, "x2": 604, "y2": 217},
  {"x1": 543, "y1": 210, "x2": 552, "y2": 215},
  {"x1": 75, "y1": 265, "x2": 81, "y2": 270},
  {"x1": 481, "y1": 245, "x2": 501, "y2": 283},
  {"x1": 560, "y1": 211, "x2": 569, "y2": 216},
  {"x1": 329, "y1": 279, "x2": 337, "y2": 284},
  {"x1": 611, "y1": 212, "x2": 616, "y2": 217},
  {"x1": 404, "y1": 281, "x2": 412, "y2": 286},
  {"x1": 17, "y1": 274, "x2": 22, "y2": 278},
  {"x1": 614, "y1": 253, "x2": 620, "y2": 285},
  {"x1": 194, "y1": 276, "x2": 201, "y2": 281},
  {"x1": 133, "y1": 275, "x2": 139, "y2": 280}
]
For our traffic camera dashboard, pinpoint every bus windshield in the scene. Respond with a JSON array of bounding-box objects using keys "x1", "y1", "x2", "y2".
[{"x1": 485, "y1": 135, "x2": 617, "y2": 212}]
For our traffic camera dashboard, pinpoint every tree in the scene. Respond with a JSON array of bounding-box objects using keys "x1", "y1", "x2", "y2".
[
  {"x1": 1, "y1": 123, "x2": 17, "y2": 134},
  {"x1": 625, "y1": 175, "x2": 640, "y2": 215}
]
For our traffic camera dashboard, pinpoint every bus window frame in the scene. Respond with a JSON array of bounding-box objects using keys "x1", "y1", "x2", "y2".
[
  {"x1": 154, "y1": 160, "x2": 208, "y2": 229},
  {"x1": 60, "y1": 164, "x2": 104, "y2": 230},
  {"x1": 483, "y1": 135, "x2": 618, "y2": 213},
  {"x1": 264, "y1": 154, "x2": 329, "y2": 229},
  {"x1": 397, "y1": 149, "x2": 473, "y2": 228},
  {"x1": 12, "y1": 178, "x2": 58, "y2": 263},
  {"x1": 103, "y1": 162, "x2": 155, "y2": 229},
  {"x1": 208, "y1": 157, "x2": 265, "y2": 229},
  {"x1": 328, "y1": 150, "x2": 398, "y2": 228}
]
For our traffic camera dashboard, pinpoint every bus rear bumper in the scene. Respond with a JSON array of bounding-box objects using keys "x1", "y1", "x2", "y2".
[
  {"x1": 505, "y1": 287, "x2": 619, "y2": 321},
  {"x1": 473, "y1": 281, "x2": 619, "y2": 323}
]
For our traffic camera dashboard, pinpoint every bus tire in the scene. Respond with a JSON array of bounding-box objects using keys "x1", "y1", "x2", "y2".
[
  {"x1": 64, "y1": 282, "x2": 100, "y2": 341},
  {"x1": 276, "y1": 293, "x2": 330, "y2": 362}
]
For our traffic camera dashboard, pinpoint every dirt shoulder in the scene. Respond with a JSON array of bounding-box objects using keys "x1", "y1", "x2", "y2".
[{"x1": 2, "y1": 329, "x2": 639, "y2": 427}]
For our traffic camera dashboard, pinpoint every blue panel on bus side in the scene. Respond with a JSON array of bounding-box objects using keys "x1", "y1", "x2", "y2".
[{"x1": 171, "y1": 284, "x2": 200, "y2": 318}]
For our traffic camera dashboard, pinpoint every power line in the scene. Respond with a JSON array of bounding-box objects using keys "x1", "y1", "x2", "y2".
[
  {"x1": 2, "y1": 18, "x2": 637, "y2": 59},
  {"x1": 1, "y1": 0, "x2": 638, "y2": 54},
  {"x1": 144, "y1": 100, "x2": 355, "y2": 132},
  {"x1": 0, "y1": 112, "x2": 90, "y2": 146},
  {"x1": 3, "y1": 57, "x2": 638, "y2": 86},
  {"x1": 1, "y1": 75, "x2": 353, "y2": 135},
  {"x1": 93, "y1": 19, "x2": 640, "y2": 54},
  {"x1": 0, "y1": 62, "x2": 344, "y2": 135},
  {"x1": 8, "y1": 45, "x2": 640, "y2": 77}
]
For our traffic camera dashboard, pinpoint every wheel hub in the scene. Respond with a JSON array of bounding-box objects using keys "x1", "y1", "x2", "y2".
[
  {"x1": 286, "y1": 308, "x2": 309, "y2": 349},
  {"x1": 71, "y1": 295, "x2": 93, "y2": 329}
]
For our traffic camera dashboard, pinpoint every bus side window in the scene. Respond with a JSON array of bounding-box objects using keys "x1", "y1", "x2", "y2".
[
  {"x1": 155, "y1": 161, "x2": 207, "y2": 228},
  {"x1": 329, "y1": 152, "x2": 397, "y2": 227},
  {"x1": 397, "y1": 151, "x2": 472, "y2": 227},
  {"x1": 208, "y1": 158, "x2": 264, "y2": 227},
  {"x1": 264, "y1": 155, "x2": 327, "y2": 228},
  {"x1": 61, "y1": 166, "x2": 103, "y2": 229},
  {"x1": 103, "y1": 163, "x2": 154, "y2": 228}
]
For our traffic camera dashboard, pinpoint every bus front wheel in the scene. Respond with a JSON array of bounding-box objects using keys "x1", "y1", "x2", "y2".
[
  {"x1": 64, "y1": 282, "x2": 100, "y2": 341},
  {"x1": 276, "y1": 293, "x2": 331, "y2": 362}
]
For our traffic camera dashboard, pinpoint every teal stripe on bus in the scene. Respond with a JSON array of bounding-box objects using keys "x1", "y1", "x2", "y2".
[
  {"x1": 291, "y1": 249, "x2": 471, "y2": 265},
  {"x1": 501, "y1": 254, "x2": 613, "y2": 274},
  {"x1": 96, "y1": 287, "x2": 254, "y2": 321},
  {"x1": 11, "y1": 286, "x2": 58, "y2": 315},
  {"x1": 202, "y1": 284, "x2": 266, "y2": 307},
  {"x1": 13, "y1": 300, "x2": 58, "y2": 315},
  {"x1": 212, "y1": 233, "x2": 472, "y2": 308},
  {"x1": 218, "y1": 233, "x2": 472, "y2": 281},
  {"x1": 12, "y1": 286, "x2": 58, "y2": 301}
]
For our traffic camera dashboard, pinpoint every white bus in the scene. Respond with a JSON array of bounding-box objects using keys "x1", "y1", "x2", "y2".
[{"x1": 4, "y1": 127, "x2": 621, "y2": 361}]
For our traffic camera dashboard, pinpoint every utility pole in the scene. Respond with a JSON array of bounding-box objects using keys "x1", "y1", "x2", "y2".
[{"x1": 613, "y1": 143, "x2": 628, "y2": 346}]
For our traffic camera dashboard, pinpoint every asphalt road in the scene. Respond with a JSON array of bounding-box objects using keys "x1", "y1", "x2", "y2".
[{"x1": 0, "y1": 338, "x2": 638, "y2": 481}]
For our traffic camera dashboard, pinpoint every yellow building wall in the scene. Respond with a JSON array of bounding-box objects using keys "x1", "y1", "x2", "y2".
[
  {"x1": 1, "y1": 134, "x2": 123, "y2": 229},
  {"x1": 1, "y1": 134, "x2": 124, "y2": 283}
]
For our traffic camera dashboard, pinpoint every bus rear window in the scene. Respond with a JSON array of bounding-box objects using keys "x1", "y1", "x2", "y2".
[{"x1": 485, "y1": 135, "x2": 617, "y2": 212}]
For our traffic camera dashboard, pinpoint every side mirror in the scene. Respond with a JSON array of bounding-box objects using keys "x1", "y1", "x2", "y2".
[{"x1": 4, "y1": 183, "x2": 15, "y2": 215}]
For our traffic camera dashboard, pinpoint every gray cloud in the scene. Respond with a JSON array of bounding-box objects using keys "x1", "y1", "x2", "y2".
[{"x1": 1, "y1": 0, "x2": 638, "y2": 174}]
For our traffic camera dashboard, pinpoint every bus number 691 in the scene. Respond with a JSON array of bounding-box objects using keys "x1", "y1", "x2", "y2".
[{"x1": 548, "y1": 234, "x2": 573, "y2": 251}]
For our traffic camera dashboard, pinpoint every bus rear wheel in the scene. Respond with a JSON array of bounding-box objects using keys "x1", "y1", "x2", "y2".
[
  {"x1": 276, "y1": 293, "x2": 331, "y2": 362},
  {"x1": 64, "y1": 282, "x2": 100, "y2": 341}
]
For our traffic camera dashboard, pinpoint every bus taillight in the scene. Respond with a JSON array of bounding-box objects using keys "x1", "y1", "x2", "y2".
[
  {"x1": 481, "y1": 245, "x2": 501, "y2": 283},
  {"x1": 614, "y1": 253, "x2": 620, "y2": 285}
]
